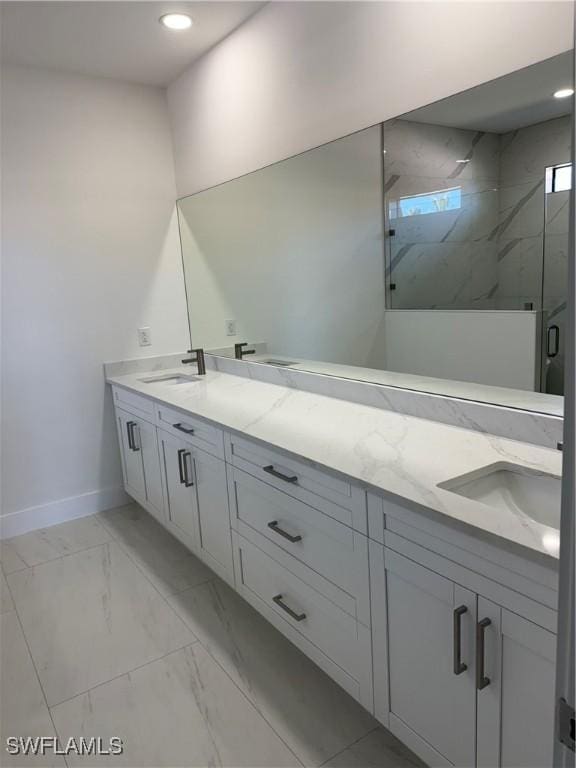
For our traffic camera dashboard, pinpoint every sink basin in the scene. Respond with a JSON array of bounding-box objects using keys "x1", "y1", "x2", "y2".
[
  {"x1": 438, "y1": 462, "x2": 561, "y2": 529},
  {"x1": 260, "y1": 359, "x2": 297, "y2": 367},
  {"x1": 140, "y1": 373, "x2": 202, "y2": 385}
]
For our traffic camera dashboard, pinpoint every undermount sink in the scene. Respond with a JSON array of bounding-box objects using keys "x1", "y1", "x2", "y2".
[
  {"x1": 438, "y1": 462, "x2": 561, "y2": 529},
  {"x1": 140, "y1": 373, "x2": 202, "y2": 385},
  {"x1": 260, "y1": 359, "x2": 297, "y2": 367}
]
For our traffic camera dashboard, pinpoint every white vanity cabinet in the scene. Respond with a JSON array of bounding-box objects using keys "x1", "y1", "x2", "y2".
[
  {"x1": 159, "y1": 427, "x2": 234, "y2": 585},
  {"x1": 475, "y1": 600, "x2": 556, "y2": 768},
  {"x1": 377, "y1": 548, "x2": 476, "y2": 767},
  {"x1": 226, "y1": 434, "x2": 373, "y2": 709},
  {"x1": 110, "y1": 380, "x2": 560, "y2": 768},
  {"x1": 369, "y1": 496, "x2": 558, "y2": 768},
  {"x1": 115, "y1": 407, "x2": 164, "y2": 523}
]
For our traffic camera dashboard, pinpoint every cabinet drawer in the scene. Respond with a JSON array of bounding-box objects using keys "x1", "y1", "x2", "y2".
[
  {"x1": 112, "y1": 386, "x2": 155, "y2": 420},
  {"x1": 225, "y1": 434, "x2": 366, "y2": 533},
  {"x1": 233, "y1": 532, "x2": 373, "y2": 709},
  {"x1": 229, "y1": 466, "x2": 370, "y2": 625},
  {"x1": 156, "y1": 403, "x2": 224, "y2": 459}
]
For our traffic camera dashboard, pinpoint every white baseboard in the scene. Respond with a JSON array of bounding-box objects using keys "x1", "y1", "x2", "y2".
[{"x1": 0, "y1": 486, "x2": 131, "y2": 540}]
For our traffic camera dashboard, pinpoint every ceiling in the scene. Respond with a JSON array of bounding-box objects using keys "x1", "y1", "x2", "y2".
[
  {"x1": 405, "y1": 51, "x2": 573, "y2": 133},
  {"x1": 0, "y1": 1, "x2": 265, "y2": 86}
]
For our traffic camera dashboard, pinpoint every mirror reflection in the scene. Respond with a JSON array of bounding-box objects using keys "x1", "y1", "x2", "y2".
[{"x1": 177, "y1": 52, "x2": 572, "y2": 413}]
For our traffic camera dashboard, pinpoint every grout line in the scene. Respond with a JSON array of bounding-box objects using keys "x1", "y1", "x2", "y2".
[
  {"x1": 1, "y1": 526, "x2": 116, "y2": 574},
  {"x1": 47, "y1": 639, "x2": 200, "y2": 712},
  {"x1": 6, "y1": 506, "x2": 359, "y2": 768},
  {"x1": 100, "y1": 508, "x2": 302, "y2": 765},
  {"x1": 166, "y1": 577, "x2": 309, "y2": 767},
  {"x1": 95, "y1": 510, "x2": 219, "y2": 618},
  {"x1": 3, "y1": 509, "x2": 303, "y2": 765},
  {"x1": 318, "y1": 725, "x2": 381, "y2": 767},
  {"x1": 3, "y1": 575, "x2": 70, "y2": 767}
]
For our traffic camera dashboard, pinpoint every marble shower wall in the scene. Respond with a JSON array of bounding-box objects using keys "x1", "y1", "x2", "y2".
[
  {"x1": 496, "y1": 114, "x2": 571, "y2": 311},
  {"x1": 384, "y1": 119, "x2": 501, "y2": 309},
  {"x1": 384, "y1": 115, "x2": 571, "y2": 312}
]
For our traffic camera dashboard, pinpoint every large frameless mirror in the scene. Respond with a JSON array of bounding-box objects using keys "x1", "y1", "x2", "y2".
[{"x1": 177, "y1": 52, "x2": 572, "y2": 415}]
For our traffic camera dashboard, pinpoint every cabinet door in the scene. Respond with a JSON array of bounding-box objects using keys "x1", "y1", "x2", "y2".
[
  {"x1": 193, "y1": 448, "x2": 234, "y2": 584},
  {"x1": 476, "y1": 598, "x2": 556, "y2": 768},
  {"x1": 384, "y1": 549, "x2": 476, "y2": 767},
  {"x1": 159, "y1": 431, "x2": 199, "y2": 545},
  {"x1": 117, "y1": 410, "x2": 146, "y2": 502},
  {"x1": 137, "y1": 418, "x2": 164, "y2": 522}
]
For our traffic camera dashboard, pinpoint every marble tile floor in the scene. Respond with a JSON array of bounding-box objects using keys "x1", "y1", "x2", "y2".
[{"x1": 0, "y1": 504, "x2": 424, "y2": 768}]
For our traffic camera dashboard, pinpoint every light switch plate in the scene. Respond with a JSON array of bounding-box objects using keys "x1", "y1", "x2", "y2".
[
  {"x1": 138, "y1": 327, "x2": 152, "y2": 346},
  {"x1": 225, "y1": 319, "x2": 237, "y2": 336}
]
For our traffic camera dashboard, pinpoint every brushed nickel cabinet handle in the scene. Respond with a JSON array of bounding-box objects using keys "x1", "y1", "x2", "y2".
[
  {"x1": 267, "y1": 521, "x2": 302, "y2": 543},
  {"x1": 263, "y1": 465, "x2": 298, "y2": 483},
  {"x1": 272, "y1": 594, "x2": 306, "y2": 622},
  {"x1": 453, "y1": 605, "x2": 468, "y2": 675},
  {"x1": 476, "y1": 617, "x2": 491, "y2": 690}
]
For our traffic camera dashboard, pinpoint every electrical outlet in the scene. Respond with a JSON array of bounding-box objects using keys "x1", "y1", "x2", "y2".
[
  {"x1": 225, "y1": 319, "x2": 237, "y2": 336},
  {"x1": 138, "y1": 327, "x2": 152, "y2": 346}
]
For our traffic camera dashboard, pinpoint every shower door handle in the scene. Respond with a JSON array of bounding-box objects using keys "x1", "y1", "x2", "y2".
[{"x1": 547, "y1": 325, "x2": 560, "y2": 358}]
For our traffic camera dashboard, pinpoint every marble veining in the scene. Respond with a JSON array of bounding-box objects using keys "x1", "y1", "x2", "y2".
[
  {"x1": 206, "y1": 353, "x2": 563, "y2": 448},
  {"x1": 107, "y1": 366, "x2": 562, "y2": 562}
]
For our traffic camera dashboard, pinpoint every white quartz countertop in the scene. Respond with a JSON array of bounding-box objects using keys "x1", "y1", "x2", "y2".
[{"x1": 107, "y1": 367, "x2": 562, "y2": 564}]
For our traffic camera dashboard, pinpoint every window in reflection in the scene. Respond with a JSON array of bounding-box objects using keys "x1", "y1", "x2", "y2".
[
  {"x1": 546, "y1": 162, "x2": 572, "y2": 193},
  {"x1": 389, "y1": 186, "x2": 462, "y2": 219}
]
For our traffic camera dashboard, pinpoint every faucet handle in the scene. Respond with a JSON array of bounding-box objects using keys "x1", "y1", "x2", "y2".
[
  {"x1": 182, "y1": 348, "x2": 206, "y2": 375},
  {"x1": 234, "y1": 342, "x2": 256, "y2": 360}
]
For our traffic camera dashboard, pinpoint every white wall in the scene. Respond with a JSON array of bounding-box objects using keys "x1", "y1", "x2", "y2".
[
  {"x1": 1, "y1": 65, "x2": 190, "y2": 534},
  {"x1": 167, "y1": 1, "x2": 573, "y2": 196},
  {"x1": 382, "y1": 311, "x2": 540, "y2": 390}
]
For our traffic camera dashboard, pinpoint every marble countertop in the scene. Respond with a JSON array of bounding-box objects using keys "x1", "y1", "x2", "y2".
[
  {"x1": 107, "y1": 366, "x2": 562, "y2": 564},
  {"x1": 211, "y1": 352, "x2": 564, "y2": 417}
]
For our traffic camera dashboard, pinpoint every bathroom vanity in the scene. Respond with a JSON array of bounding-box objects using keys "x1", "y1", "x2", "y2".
[{"x1": 106, "y1": 362, "x2": 561, "y2": 768}]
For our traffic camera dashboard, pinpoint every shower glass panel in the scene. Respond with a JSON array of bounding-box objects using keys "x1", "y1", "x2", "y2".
[
  {"x1": 385, "y1": 116, "x2": 572, "y2": 315},
  {"x1": 542, "y1": 163, "x2": 571, "y2": 395}
]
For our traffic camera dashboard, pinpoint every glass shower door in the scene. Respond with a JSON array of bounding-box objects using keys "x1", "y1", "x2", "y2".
[{"x1": 542, "y1": 164, "x2": 571, "y2": 395}]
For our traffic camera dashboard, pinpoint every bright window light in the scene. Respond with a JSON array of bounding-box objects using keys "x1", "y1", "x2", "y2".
[
  {"x1": 546, "y1": 163, "x2": 572, "y2": 193},
  {"x1": 389, "y1": 187, "x2": 462, "y2": 218}
]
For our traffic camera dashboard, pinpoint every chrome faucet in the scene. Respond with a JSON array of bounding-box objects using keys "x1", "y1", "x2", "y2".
[
  {"x1": 234, "y1": 342, "x2": 256, "y2": 360},
  {"x1": 182, "y1": 348, "x2": 206, "y2": 375}
]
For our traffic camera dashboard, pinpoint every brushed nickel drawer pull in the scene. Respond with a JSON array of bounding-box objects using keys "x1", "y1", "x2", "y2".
[
  {"x1": 263, "y1": 465, "x2": 297, "y2": 483},
  {"x1": 272, "y1": 594, "x2": 306, "y2": 622},
  {"x1": 267, "y1": 521, "x2": 302, "y2": 543}
]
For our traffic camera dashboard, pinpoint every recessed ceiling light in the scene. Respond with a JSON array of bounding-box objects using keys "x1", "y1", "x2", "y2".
[
  {"x1": 553, "y1": 88, "x2": 574, "y2": 99},
  {"x1": 159, "y1": 13, "x2": 193, "y2": 30}
]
